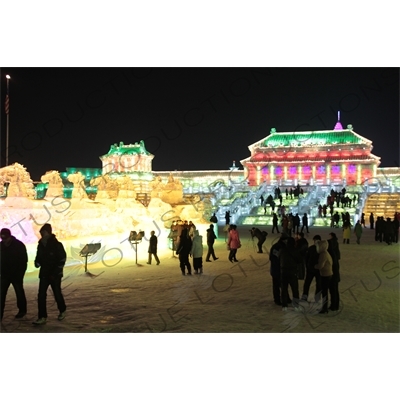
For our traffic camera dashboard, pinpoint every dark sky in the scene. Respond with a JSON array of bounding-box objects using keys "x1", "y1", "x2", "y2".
[{"x1": 0, "y1": 67, "x2": 398, "y2": 181}]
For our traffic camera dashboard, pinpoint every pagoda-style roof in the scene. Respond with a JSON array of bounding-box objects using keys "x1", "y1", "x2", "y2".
[
  {"x1": 100, "y1": 140, "x2": 153, "y2": 158},
  {"x1": 249, "y1": 125, "x2": 372, "y2": 151}
]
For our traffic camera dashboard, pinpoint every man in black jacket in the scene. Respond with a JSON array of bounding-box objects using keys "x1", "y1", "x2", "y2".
[
  {"x1": 0, "y1": 228, "x2": 28, "y2": 320},
  {"x1": 301, "y1": 234, "x2": 322, "y2": 302},
  {"x1": 176, "y1": 228, "x2": 192, "y2": 275},
  {"x1": 269, "y1": 237, "x2": 285, "y2": 305},
  {"x1": 327, "y1": 232, "x2": 341, "y2": 311},
  {"x1": 33, "y1": 224, "x2": 67, "y2": 325},
  {"x1": 205, "y1": 224, "x2": 218, "y2": 262},
  {"x1": 279, "y1": 237, "x2": 302, "y2": 310}
]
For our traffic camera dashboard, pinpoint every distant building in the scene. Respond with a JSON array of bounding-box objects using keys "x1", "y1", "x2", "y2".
[
  {"x1": 100, "y1": 140, "x2": 154, "y2": 175},
  {"x1": 241, "y1": 123, "x2": 381, "y2": 187}
]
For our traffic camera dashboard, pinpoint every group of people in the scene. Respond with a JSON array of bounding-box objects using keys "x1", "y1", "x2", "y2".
[
  {"x1": 174, "y1": 218, "x2": 244, "y2": 274},
  {"x1": 269, "y1": 231, "x2": 340, "y2": 313},
  {"x1": 318, "y1": 190, "x2": 358, "y2": 219},
  {"x1": 174, "y1": 221, "x2": 222, "y2": 275},
  {"x1": 272, "y1": 212, "x2": 309, "y2": 234},
  {"x1": 374, "y1": 214, "x2": 399, "y2": 245},
  {"x1": 168, "y1": 219, "x2": 198, "y2": 253},
  {"x1": 341, "y1": 213, "x2": 399, "y2": 245},
  {"x1": 1, "y1": 224, "x2": 67, "y2": 325},
  {"x1": 175, "y1": 226, "x2": 203, "y2": 275}
]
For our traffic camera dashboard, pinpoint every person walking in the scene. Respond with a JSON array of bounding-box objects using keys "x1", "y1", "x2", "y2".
[
  {"x1": 225, "y1": 211, "x2": 231, "y2": 226},
  {"x1": 360, "y1": 213, "x2": 366, "y2": 228},
  {"x1": 354, "y1": 220, "x2": 363, "y2": 244},
  {"x1": 227, "y1": 225, "x2": 241, "y2": 263},
  {"x1": 147, "y1": 230, "x2": 160, "y2": 265},
  {"x1": 33, "y1": 224, "x2": 67, "y2": 325},
  {"x1": 205, "y1": 224, "x2": 218, "y2": 262},
  {"x1": 0, "y1": 228, "x2": 28, "y2": 320},
  {"x1": 176, "y1": 228, "x2": 192, "y2": 275},
  {"x1": 191, "y1": 230, "x2": 204, "y2": 274},
  {"x1": 300, "y1": 213, "x2": 309, "y2": 233},
  {"x1": 314, "y1": 240, "x2": 333, "y2": 314},
  {"x1": 272, "y1": 213, "x2": 280, "y2": 233}
]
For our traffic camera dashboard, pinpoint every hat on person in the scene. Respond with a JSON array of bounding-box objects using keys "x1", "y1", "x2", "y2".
[
  {"x1": 0, "y1": 228, "x2": 11, "y2": 238},
  {"x1": 39, "y1": 223, "x2": 52, "y2": 234}
]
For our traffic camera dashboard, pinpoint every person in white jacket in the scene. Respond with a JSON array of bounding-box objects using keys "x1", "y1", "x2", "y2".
[
  {"x1": 191, "y1": 230, "x2": 204, "y2": 274},
  {"x1": 315, "y1": 240, "x2": 333, "y2": 314}
]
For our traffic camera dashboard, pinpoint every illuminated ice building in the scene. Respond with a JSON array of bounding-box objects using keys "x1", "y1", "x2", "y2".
[
  {"x1": 10, "y1": 119, "x2": 400, "y2": 229},
  {"x1": 0, "y1": 117, "x2": 399, "y2": 271},
  {"x1": 152, "y1": 118, "x2": 400, "y2": 227}
]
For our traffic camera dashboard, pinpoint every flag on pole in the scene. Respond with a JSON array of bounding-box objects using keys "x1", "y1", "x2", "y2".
[{"x1": 5, "y1": 94, "x2": 9, "y2": 114}]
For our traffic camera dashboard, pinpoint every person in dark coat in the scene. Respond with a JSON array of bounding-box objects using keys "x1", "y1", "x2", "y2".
[
  {"x1": 327, "y1": 232, "x2": 341, "y2": 311},
  {"x1": 269, "y1": 237, "x2": 285, "y2": 305},
  {"x1": 293, "y1": 213, "x2": 301, "y2": 234},
  {"x1": 301, "y1": 234, "x2": 322, "y2": 302},
  {"x1": 147, "y1": 230, "x2": 160, "y2": 265},
  {"x1": 210, "y1": 213, "x2": 218, "y2": 224},
  {"x1": 369, "y1": 213, "x2": 374, "y2": 229},
  {"x1": 360, "y1": 213, "x2": 366, "y2": 228},
  {"x1": 393, "y1": 215, "x2": 399, "y2": 244},
  {"x1": 295, "y1": 232, "x2": 308, "y2": 280},
  {"x1": 250, "y1": 227, "x2": 268, "y2": 253},
  {"x1": 205, "y1": 224, "x2": 218, "y2": 262},
  {"x1": 225, "y1": 211, "x2": 231, "y2": 226},
  {"x1": 375, "y1": 216, "x2": 383, "y2": 242},
  {"x1": 300, "y1": 213, "x2": 309, "y2": 233},
  {"x1": 176, "y1": 228, "x2": 192, "y2": 275},
  {"x1": 33, "y1": 223, "x2": 67, "y2": 325},
  {"x1": 279, "y1": 237, "x2": 302, "y2": 310},
  {"x1": 272, "y1": 213, "x2": 280, "y2": 233},
  {"x1": 384, "y1": 218, "x2": 394, "y2": 245},
  {"x1": 0, "y1": 228, "x2": 28, "y2": 320}
]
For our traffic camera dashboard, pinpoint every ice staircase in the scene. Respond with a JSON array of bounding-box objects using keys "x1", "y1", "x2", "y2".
[
  {"x1": 362, "y1": 193, "x2": 400, "y2": 218},
  {"x1": 236, "y1": 195, "x2": 300, "y2": 226}
]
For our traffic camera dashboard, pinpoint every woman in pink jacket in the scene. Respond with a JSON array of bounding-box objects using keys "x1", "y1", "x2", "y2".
[{"x1": 227, "y1": 225, "x2": 241, "y2": 263}]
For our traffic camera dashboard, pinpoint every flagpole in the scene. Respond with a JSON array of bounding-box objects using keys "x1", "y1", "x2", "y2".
[{"x1": 6, "y1": 74, "x2": 10, "y2": 166}]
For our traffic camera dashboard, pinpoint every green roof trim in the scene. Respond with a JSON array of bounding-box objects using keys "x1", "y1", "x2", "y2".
[
  {"x1": 263, "y1": 131, "x2": 363, "y2": 147},
  {"x1": 103, "y1": 140, "x2": 151, "y2": 157}
]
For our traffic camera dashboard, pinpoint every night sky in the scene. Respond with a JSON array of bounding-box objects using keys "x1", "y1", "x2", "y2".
[{"x1": 0, "y1": 67, "x2": 398, "y2": 181}]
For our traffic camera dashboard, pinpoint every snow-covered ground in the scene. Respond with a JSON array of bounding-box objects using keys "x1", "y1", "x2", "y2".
[
  {"x1": 2, "y1": 224, "x2": 398, "y2": 333},
  {"x1": 2, "y1": 224, "x2": 399, "y2": 398}
]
